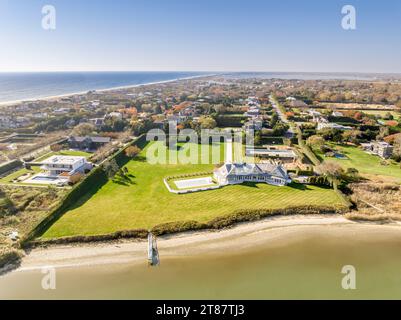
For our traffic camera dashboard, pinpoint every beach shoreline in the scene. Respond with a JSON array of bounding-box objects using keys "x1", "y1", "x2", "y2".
[
  {"x1": 0, "y1": 73, "x2": 216, "y2": 107},
  {"x1": 9, "y1": 214, "x2": 401, "y2": 274}
]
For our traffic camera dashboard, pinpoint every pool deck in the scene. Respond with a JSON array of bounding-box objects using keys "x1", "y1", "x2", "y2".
[{"x1": 23, "y1": 173, "x2": 69, "y2": 185}]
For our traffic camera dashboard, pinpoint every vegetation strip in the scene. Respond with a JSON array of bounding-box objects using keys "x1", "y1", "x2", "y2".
[{"x1": 27, "y1": 205, "x2": 349, "y2": 247}]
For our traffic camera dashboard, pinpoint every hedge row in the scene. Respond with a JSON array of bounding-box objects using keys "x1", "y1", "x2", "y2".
[
  {"x1": 21, "y1": 166, "x2": 108, "y2": 244},
  {"x1": 28, "y1": 229, "x2": 148, "y2": 247},
  {"x1": 27, "y1": 205, "x2": 349, "y2": 247},
  {"x1": 21, "y1": 134, "x2": 147, "y2": 246},
  {"x1": 166, "y1": 171, "x2": 213, "y2": 181},
  {"x1": 0, "y1": 159, "x2": 23, "y2": 176},
  {"x1": 151, "y1": 206, "x2": 349, "y2": 235},
  {"x1": 113, "y1": 134, "x2": 147, "y2": 166},
  {"x1": 202, "y1": 205, "x2": 348, "y2": 230}
]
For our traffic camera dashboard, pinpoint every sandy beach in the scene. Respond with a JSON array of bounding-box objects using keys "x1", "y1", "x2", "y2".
[
  {"x1": 0, "y1": 74, "x2": 214, "y2": 107},
  {"x1": 14, "y1": 214, "x2": 401, "y2": 273}
]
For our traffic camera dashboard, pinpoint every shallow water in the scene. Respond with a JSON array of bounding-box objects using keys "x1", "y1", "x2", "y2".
[{"x1": 2, "y1": 227, "x2": 401, "y2": 299}]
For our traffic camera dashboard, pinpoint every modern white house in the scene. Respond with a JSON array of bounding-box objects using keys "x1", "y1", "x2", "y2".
[
  {"x1": 214, "y1": 162, "x2": 291, "y2": 186},
  {"x1": 40, "y1": 155, "x2": 92, "y2": 176},
  {"x1": 25, "y1": 155, "x2": 93, "y2": 185}
]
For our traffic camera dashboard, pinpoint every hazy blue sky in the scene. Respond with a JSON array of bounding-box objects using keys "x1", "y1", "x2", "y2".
[{"x1": 0, "y1": 0, "x2": 400, "y2": 73}]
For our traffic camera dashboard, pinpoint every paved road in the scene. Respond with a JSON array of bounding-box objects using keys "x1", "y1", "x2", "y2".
[
  {"x1": 269, "y1": 94, "x2": 289, "y2": 124},
  {"x1": 269, "y1": 95, "x2": 294, "y2": 138}
]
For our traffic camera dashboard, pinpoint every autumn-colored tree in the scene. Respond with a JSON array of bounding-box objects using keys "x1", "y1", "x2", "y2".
[
  {"x1": 315, "y1": 161, "x2": 344, "y2": 189},
  {"x1": 125, "y1": 146, "x2": 141, "y2": 158},
  {"x1": 392, "y1": 135, "x2": 401, "y2": 162},
  {"x1": 69, "y1": 173, "x2": 83, "y2": 185},
  {"x1": 71, "y1": 123, "x2": 96, "y2": 136},
  {"x1": 342, "y1": 130, "x2": 362, "y2": 144},
  {"x1": 50, "y1": 144, "x2": 63, "y2": 152},
  {"x1": 353, "y1": 112, "x2": 363, "y2": 121},
  {"x1": 395, "y1": 100, "x2": 401, "y2": 113},
  {"x1": 306, "y1": 135, "x2": 325, "y2": 149},
  {"x1": 376, "y1": 127, "x2": 390, "y2": 140},
  {"x1": 199, "y1": 116, "x2": 217, "y2": 129}
]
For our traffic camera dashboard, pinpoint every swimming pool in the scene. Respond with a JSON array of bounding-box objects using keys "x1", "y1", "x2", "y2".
[{"x1": 32, "y1": 176, "x2": 60, "y2": 181}]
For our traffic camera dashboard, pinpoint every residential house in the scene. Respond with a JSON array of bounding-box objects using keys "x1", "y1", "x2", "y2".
[
  {"x1": 246, "y1": 147, "x2": 298, "y2": 164},
  {"x1": 243, "y1": 118, "x2": 263, "y2": 133},
  {"x1": 317, "y1": 122, "x2": 352, "y2": 131},
  {"x1": 361, "y1": 141, "x2": 394, "y2": 159},
  {"x1": 41, "y1": 155, "x2": 92, "y2": 176},
  {"x1": 89, "y1": 117, "x2": 106, "y2": 127},
  {"x1": 68, "y1": 136, "x2": 111, "y2": 151},
  {"x1": 214, "y1": 162, "x2": 290, "y2": 186}
]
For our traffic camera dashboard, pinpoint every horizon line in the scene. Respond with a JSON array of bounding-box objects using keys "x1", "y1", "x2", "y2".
[{"x1": 1, "y1": 70, "x2": 401, "y2": 75}]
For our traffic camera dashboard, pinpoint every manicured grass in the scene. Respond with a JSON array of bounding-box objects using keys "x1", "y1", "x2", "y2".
[
  {"x1": 315, "y1": 144, "x2": 401, "y2": 183},
  {"x1": 34, "y1": 150, "x2": 92, "y2": 162},
  {"x1": 0, "y1": 167, "x2": 41, "y2": 184},
  {"x1": 41, "y1": 142, "x2": 348, "y2": 238}
]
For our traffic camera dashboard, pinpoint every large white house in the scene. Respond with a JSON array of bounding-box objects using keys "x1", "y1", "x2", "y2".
[
  {"x1": 214, "y1": 162, "x2": 291, "y2": 186},
  {"x1": 25, "y1": 155, "x2": 93, "y2": 185},
  {"x1": 40, "y1": 155, "x2": 92, "y2": 176}
]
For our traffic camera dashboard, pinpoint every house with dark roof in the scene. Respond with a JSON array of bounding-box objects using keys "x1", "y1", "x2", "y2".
[
  {"x1": 68, "y1": 136, "x2": 111, "y2": 151},
  {"x1": 213, "y1": 162, "x2": 290, "y2": 186}
]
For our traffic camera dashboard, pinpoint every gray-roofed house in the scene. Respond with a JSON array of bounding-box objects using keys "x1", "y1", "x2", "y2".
[
  {"x1": 68, "y1": 136, "x2": 111, "y2": 151},
  {"x1": 213, "y1": 162, "x2": 291, "y2": 186}
]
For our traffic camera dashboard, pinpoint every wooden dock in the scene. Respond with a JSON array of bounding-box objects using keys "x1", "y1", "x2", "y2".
[{"x1": 147, "y1": 232, "x2": 160, "y2": 266}]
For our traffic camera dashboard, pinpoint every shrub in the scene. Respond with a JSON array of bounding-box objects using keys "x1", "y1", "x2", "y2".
[
  {"x1": 28, "y1": 229, "x2": 148, "y2": 246},
  {"x1": 151, "y1": 221, "x2": 206, "y2": 236},
  {"x1": 0, "y1": 249, "x2": 22, "y2": 270},
  {"x1": 50, "y1": 144, "x2": 63, "y2": 152},
  {"x1": 125, "y1": 146, "x2": 142, "y2": 158}
]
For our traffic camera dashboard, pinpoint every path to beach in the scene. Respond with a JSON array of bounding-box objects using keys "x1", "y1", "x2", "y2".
[
  {"x1": 13, "y1": 214, "x2": 401, "y2": 273},
  {"x1": 225, "y1": 137, "x2": 233, "y2": 163}
]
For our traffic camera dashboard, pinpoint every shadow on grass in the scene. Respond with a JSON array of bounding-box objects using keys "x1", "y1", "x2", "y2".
[
  {"x1": 240, "y1": 182, "x2": 260, "y2": 189},
  {"x1": 314, "y1": 152, "x2": 324, "y2": 163},
  {"x1": 64, "y1": 175, "x2": 108, "y2": 212},
  {"x1": 288, "y1": 182, "x2": 312, "y2": 191},
  {"x1": 133, "y1": 155, "x2": 147, "y2": 162},
  {"x1": 113, "y1": 175, "x2": 136, "y2": 186}
]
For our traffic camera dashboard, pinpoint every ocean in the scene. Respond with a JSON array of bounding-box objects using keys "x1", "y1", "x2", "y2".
[
  {"x1": 0, "y1": 71, "x2": 399, "y2": 105},
  {"x1": 0, "y1": 71, "x2": 206, "y2": 104}
]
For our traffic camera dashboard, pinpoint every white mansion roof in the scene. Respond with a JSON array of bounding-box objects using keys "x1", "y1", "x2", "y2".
[
  {"x1": 215, "y1": 163, "x2": 288, "y2": 180},
  {"x1": 41, "y1": 155, "x2": 86, "y2": 166}
]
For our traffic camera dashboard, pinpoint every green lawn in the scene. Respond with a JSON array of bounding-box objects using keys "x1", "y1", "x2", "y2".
[
  {"x1": 315, "y1": 144, "x2": 401, "y2": 183},
  {"x1": 0, "y1": 167, "x2": 41, "y2": 184},
  {"x1": 41, "y1": 142, "x2": 348, "y2": 238},
  {"x1": 34, "y1": 150, "x2": 92, "y2": 162}
]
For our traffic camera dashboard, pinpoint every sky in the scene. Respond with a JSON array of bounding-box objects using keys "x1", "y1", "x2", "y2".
[{"x1": 0, "y1": 0, "x2": 400, "y2": 73}]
